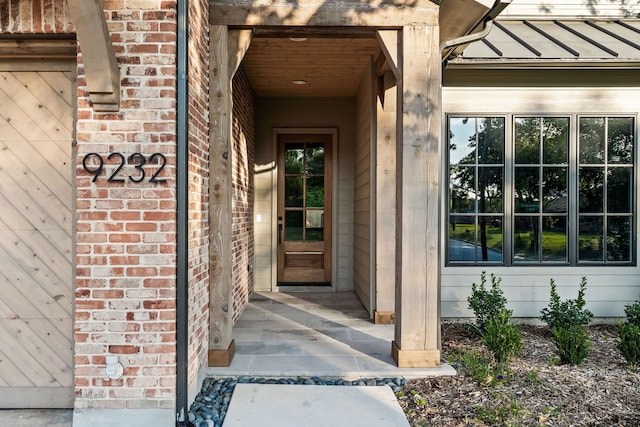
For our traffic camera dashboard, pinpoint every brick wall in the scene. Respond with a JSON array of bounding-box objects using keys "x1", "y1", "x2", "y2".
[
  {"x1": 231, "y1": 67, "x2": 255, "y2": 322},
  {"x1": 186, "y1": 0, "x2": 210, "y2": 394},
  {"x1": 74, "y1": 0, "x2": 177, "y2": 411},
  {"x1": 0, "y1": 0, "x2": 72, "y2": 32}
]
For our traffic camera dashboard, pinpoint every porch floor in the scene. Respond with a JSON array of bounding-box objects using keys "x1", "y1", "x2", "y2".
[{"x1": 206, "y1": 291, "x2": 454, "y2": 379}]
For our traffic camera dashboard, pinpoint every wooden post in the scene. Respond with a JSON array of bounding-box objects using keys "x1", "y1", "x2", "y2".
[
  {"x1": 392, "y1": 25, "x2": 441, "y2": 367},
  {"x1": 208, "y1": 25, "x2": 235, "y2": 367}
]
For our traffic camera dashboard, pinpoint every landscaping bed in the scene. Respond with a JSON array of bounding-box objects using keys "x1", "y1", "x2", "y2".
[{"x1": 399, "y1": 322, "x2": 640, "y2": 427}]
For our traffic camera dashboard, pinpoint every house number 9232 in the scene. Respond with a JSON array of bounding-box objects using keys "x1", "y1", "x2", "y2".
[{"x1": 82, "y1": 152, "x2": 167, "y2": 184}]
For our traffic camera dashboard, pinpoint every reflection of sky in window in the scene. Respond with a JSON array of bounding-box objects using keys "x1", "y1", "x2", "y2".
[{"x1": 449, "y1": 118, "x2": 476, "y2": 164}]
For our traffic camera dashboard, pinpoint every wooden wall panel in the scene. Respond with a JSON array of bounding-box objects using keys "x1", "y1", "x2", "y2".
[{"x1": 0, "y1": 70, "x2": 73, "y2": 408}]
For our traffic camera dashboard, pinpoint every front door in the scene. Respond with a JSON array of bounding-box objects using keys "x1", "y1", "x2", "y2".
[{"x1": 277, "y1": 133, "x2": 332, "y2": 285}]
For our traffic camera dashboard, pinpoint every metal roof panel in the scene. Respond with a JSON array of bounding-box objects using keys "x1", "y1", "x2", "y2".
[{"x1": 456, "y1": 19, "x2": 640, "y2": 66}]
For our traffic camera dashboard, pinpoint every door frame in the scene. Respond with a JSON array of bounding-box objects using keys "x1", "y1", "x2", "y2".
[{"x1": 271, "y1": 128, "x2": 338, "y2": 291}]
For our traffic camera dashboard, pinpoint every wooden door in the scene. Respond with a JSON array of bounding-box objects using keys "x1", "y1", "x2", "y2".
[
  {"x1": 0, "y1": 69, "x2": 74, "y2": 408},
  {"x1": 277, "y1": 134, "x2": 332, "y2": 285}
]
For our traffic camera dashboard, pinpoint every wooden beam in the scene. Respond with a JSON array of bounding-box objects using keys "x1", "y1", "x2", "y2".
[
  {"x1": 209, "y1": 25, "x2": 235, "y2": 362},
  {"x1": 228, "y1": 30, "x2": 253, "y2": 79},
  {"x1": 210, "y1": 0, "x2": 438, "y2": 27},
  {"x1": 376, "y1": 30, "x2": 400, "y2": 79},
  {"x1": 67, "y1": 0, "x2": 120, "y2": 112},
  {"x1": 392, "y1": 25, "x2": 441, "y2": 368},
  {"x1": 0, "y1": 38, "x2": 76, "y2": 60}
]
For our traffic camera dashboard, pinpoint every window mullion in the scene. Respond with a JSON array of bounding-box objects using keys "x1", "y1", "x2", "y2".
[{"x1": 569, "y1": 114, "x2": 578, "y2": 265}]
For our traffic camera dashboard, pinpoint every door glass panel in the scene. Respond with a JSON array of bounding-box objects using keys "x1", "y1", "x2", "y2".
[
  {"x1": 285, "y1": 176, "x2": 304, "y2": 207},
  {"x1": 306, "y1": 143, "x2": 325, "y2": 174},
  {"x1": 306, "y1": 176, "x2": 324, "y2": 208},
  {"x1": 306, "y1": 210, "x2": 324, "y2": 242},
  {"x1": 285, "y1": 210, "x2": 303, "y2": 241},
  {"x1": 285, "y1": 144, "x2": 304, "y2": 174}
]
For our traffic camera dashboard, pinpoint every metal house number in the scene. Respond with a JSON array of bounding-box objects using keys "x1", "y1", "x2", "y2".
[{"x1": 82, "y1": 152, "x2": 167, "y2": 184}]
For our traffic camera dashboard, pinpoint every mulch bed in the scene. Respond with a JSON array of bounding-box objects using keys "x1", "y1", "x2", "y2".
[{"x1": 399, "y1": 323, "x2": 640, "y2": 426}]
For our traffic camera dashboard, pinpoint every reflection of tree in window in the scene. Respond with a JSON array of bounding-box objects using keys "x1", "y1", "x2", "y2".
[{"x1": 449, "y1": 117, "x2": 504, "y2": 263}]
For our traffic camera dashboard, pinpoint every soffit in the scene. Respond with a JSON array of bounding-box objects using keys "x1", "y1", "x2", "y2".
[
  {"x1": 448, "y1": 19, "x2": 640, "y2": 68},
  {"x1": 240, "y1": 37, "x2": 380, "y2": 97}
]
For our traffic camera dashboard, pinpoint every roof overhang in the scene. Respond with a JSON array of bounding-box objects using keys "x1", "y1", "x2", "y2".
[
  {"x1": 439, "y1": 0, "x2": 511, "y2": 59},
  {"x1": 68, "y1": 0, "x2": 120, "y2": 112},
  {"x1": 448, "y1": 19, "x2": 640, "y2": 70}
]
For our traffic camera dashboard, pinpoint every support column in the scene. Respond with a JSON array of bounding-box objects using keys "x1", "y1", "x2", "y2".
[
  {"x1": 208, "y1": 25, "x2": 235, "y2": 367},
  {"x1": 208, "y1": 26, "x2": 253, "y2": 367},
  {"x1": 392, "y1": 25, "x2": 441, "y2": 367}
]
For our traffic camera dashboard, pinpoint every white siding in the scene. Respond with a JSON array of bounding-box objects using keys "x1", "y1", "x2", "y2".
[
  {"x1": 353, "y1": 61, "x2": 374, "y2": 313},
  {"x1": 500, "y1": 0, "x2": 640, "y2": 18},
  {"x1": 442, "y1": 87, "x2": 640, "y2": 319}
]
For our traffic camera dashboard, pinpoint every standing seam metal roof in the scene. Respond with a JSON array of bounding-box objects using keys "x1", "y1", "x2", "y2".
[{"x1": 453, "y1": 19, "x2": 640, "y2": 65}]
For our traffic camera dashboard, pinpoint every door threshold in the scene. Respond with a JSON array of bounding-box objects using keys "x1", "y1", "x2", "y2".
[{"x1": 274, "y1": 283, "x2": 336, "y2": 292}]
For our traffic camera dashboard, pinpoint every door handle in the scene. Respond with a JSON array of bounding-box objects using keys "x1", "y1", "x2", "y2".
[{"x1": 278, "y1": 223, "x2": 283, "y2": 244}]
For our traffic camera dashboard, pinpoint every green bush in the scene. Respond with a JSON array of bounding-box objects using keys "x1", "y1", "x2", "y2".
[
  {"x1": 551, "y1": 326, "x2": 591, "y2": 365},
  {"x1": 624, "y1": 300, "x2": 640, "y2": 327},
  {"x1": 483, "y1": 310, "x2": 523, "y2": 364},
  {"x1": 468, "y1": 271, "x2": 507, "y2": 334},
  {"x1": 540, "y1": 277, "x2": 593, "y2": 330},
  {"x1": 617, "y1": 321, "x2": 640, "y2": 365}
]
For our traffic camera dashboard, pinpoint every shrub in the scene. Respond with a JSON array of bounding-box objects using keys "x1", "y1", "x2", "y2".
[
  {"x1": 468, "y1": 271, "x2": 507, "y2": 334},
  {"x1": 624, "y1": 300, "x2": 640, "y2": 327},
  {"x1": 551, "y1": 325, "x2": 591, "y2": 365},
  {"x1": 617, "y1": 322, "x2": 640, "y2": 365},
  {"x1": 539, "y1": 277, "x2": 593, "y2": 330},
  {"x1": 483, "y1": 309, "x2": 523, "y2": 364}
]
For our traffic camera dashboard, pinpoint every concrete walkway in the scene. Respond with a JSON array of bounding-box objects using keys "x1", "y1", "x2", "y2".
[
  {"x1": 0, "y1": 409, "x2": 72, "y2": 426},
  {"x1": 207, "y1": 291, "x2": 454, "y2": 379}
]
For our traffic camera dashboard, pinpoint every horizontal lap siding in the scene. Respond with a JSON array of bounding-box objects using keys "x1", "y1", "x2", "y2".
[{"x1": 353, "y1": 62, "x2": 372, "y2": 314}]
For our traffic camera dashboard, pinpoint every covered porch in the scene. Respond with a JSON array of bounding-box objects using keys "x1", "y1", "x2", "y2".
[
  {"x1": 207, "y1": 292, "x2": 454, "y2": 377},
  {"x1": 206, "y1": 0, "x2": 511, "y2": 369}
]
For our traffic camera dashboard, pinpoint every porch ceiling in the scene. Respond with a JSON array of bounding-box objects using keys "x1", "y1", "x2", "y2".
[{"x1": 240, "y1": 37, "x2": 380, "y2": 97}]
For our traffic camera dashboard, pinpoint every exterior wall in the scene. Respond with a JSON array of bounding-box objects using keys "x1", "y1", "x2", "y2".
[
  {"x1": 73, "y1": 0, "x2": 177, "y2": 420},
  {"x1": 441, "y1": 86, "x2": 640, "y2": 319},
  {"x1": 231, "y1": 67, "x2": 255, "y2": 321},
  {"x1": 254, "y1": 97, "x2": 356, "y2": 291},
  {"x1": 186, "y1": 0, "x2": 210, "y2": 404},
  {"x1": 0, "y1": 0, "x2": 72, "y2": 32},
  {"x1": 501, "y1": 0, "x2": 640, "y2": 18},
  {"x1": 353, "y1": 61, "x2": 373, "y2": 314}
]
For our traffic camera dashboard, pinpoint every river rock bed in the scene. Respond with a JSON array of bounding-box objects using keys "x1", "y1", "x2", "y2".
[{"x1": 187, "y1": 375, "x2": 407, "y2": 427}]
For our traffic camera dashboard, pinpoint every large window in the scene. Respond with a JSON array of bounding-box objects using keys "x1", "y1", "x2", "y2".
[{"x1": 447, "y1": 115, "x2": 636, "y2": 266}]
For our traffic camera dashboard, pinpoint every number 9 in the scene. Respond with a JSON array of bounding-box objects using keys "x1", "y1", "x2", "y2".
[{"x1": 82, "y1": 153, "x2": 103, "y2": 182}]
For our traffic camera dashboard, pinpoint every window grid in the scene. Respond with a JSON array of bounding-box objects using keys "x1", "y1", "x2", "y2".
[{"x1": 446, "y1": 114, "x2": 636, "y2": 266}]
